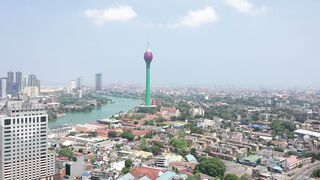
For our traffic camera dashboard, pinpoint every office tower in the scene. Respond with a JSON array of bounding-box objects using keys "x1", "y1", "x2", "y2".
[
  {"x1": 23, "y1": 76, "x2": 29, "y2": 88},
  {"x1": 28, "y1": 74, "x2": 38, "y2": 87},
  {"x1": 95, "y1": 73, "x2": 102, "y2": 91},
  {"x1": 143, "y1": 43, "x2": 154, "y2": 106},
  {"x1": 0, "y1": 78, "x2": 7, "y2": 99},
  {"x1": 7, "y1": 71, "x2": 14, "y2": 94},
  {"x1": 15, "y1": 71, "x2": 22, "y2": 92},
  {"x1": 76, "y1": 77, "x2": 82, "y2": 90},
  {"x1": 0, "y1": 101, "x2": 55, "y2": 179}
]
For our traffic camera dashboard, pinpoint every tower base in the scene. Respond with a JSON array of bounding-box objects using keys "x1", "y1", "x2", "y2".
[{"x1": 138, "y1": 105, "x2": 157, "y2": 113}]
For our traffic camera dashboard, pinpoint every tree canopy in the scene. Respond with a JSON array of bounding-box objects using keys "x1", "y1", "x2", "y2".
[
  {"x1": 225, "y1": 174, "x2": 240, "y2": 180},
  {"x1": 58, "y1": 147, "x2": 73, "y2": 158},
  {"x1": 121, "y1": 131, "x2": 135, "y2": 141},
  {"x1": 197, "y1": 157, "x2": 226, "y2": 178},
  {"x1": 170, "y1": 138, "x2": 190, "y2": 155},
  {"x1": 312, "y1": 169, "x2": 320, "y2": 178},
  {"x1": 108, "y1": 131, "x2": 117, "y2": 138},
  {"x1": 271, "y1": 120, "x2": 296, "y2": 139}
]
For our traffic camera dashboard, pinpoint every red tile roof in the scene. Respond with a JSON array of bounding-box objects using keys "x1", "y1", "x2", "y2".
[
  {"x1": 132, "y1": 129, "x2": 150, "y2": 136},
  {"x1": 130, "y1": 166, "x2": 163, "y2": 180},
  {"x1": 96, "y1": 129, "x2": 109, "y2": 135}
]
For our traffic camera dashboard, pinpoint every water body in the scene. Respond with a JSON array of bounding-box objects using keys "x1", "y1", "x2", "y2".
[{"x1": 48, "y1": 96, "x2": 142, "y2": 128}]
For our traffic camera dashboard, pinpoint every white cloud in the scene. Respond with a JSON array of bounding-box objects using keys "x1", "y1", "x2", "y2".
[
  {"x1": 83, "y1": 6, "x2": 138, "y2": 25},
  {"x1": 225, "y1": 0, "x2": 266, "y2": 15},
  {"x1": 171, "y1": 6, "x2": 218, "y2": 29}
]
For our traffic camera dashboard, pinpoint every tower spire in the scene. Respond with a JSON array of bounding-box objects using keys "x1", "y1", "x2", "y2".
[{"x1": 147, "y1": 41, "x2": 150, "y2": 51}]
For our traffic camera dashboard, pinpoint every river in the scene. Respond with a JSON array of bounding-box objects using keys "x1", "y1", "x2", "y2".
[{"x1": 48, "y1": 96, "x2": 142, "y2": 128}]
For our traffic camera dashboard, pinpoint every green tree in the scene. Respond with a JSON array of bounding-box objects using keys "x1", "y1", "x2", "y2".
[
  {"x1": 78, "y1": 148, "x2": 84, "y2": 153},
  {"x1": 58, "y1": 147, "x2": 73, "y2": 158},
  {"x1": 197, "y1": 157, "x2": 226, "y2": 178},
  {"x1": 170, "y1": 138, "x2": 190, "y2": 155},
  {"x1": 240, "y1": 174, "x2": 251, "y2": 180},
  {"x1": 121, "y1": 131, "x2": 135, "y2": 141},
  {"x1": 187, "y1": 173, "x2": 200, "y2": 180},
  {"x1": 144, "y1": 120, "x2": 155, "y2": 126},
  {"x1": 273, "y1": 146, "x2": 284, "y2": 152},
  {"x1": 271, "y1": 120, "x2": 296, "y2": 139},
  {"x1": 108, "y1": 131, "x2": 117, "y2": 138},
  {"x1": 190, "y1": 126, "x2": 204, "y2": 134},
  {"x1": 125, "y1": 159, "x2": 132, "y2": 168},
  {"x1": 88, "y1": 131, "x2": 97, "y2": 137},
  {"x1": 68, "y1": 131, "x2": 76, "y2": 136},
  {"x1": 178, "y1": 129, "x2": 186, "y2": 138},
  {"x1": 151, "y1": 145, "x2": 161, "y2": 155},
  {"x1": 225, "y1": 174, "x2": 239, "y2": 180},
  {"x1": 122, "y1": 167, "x2": 130, "y2": 174},
  {"x1": 312, "y1": 169, "x2": 320, "y2": 178},
  {"x1": 190, "y1": 148, "x2": 197, "y2": 157}
]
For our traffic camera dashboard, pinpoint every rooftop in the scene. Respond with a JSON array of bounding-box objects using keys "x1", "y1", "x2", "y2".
[{"x1": 294, "y1": 129, "x2": 320, "y2": 138}]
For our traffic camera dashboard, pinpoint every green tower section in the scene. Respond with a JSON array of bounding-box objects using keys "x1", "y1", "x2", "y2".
[{"x1": 145, "y1": 62, "x2": 151, "y2": 106}]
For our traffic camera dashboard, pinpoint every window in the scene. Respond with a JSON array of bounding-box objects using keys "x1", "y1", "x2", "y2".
[
  {"x1": 40, "y1": 116, "x2": 46, "y2": 123},
  {"x1": 4, "y1": 119, "x2": 11, "y2": 125}
]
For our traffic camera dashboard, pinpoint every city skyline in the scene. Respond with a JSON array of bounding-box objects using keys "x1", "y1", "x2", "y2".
[{"x1": 0, "y1": 1, "x2": 320, "y2": 88}]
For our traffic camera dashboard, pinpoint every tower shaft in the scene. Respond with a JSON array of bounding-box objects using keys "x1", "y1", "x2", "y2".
[{"x1": 145, "y1": 63, "x2": 151, "y2": 106}]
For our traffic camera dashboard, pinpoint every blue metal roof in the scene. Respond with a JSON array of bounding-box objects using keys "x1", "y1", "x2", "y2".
[{"x1": 185, "y1": 154, "x2": 198, "y2": 163}]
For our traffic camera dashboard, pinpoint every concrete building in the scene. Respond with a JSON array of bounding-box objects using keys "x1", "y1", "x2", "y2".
[
  {"x1": 155, "y1": 155, "x2": 168, "y2": 167},
  {"x1": 197, "y1": 118, "x2": 221, "y2": 130},
  {"x1": 0, "y1": 78, "x2": 7, "y2": 99},
  {"x1": 15, "y1": 71, "x2": 22, "y2": 92},
  {"x1": 76, "y1": 77, "x2": 82, "y2": 90},
  {"x1": 65, "y1": 153, "x2": 85, "y2": 179},
  {"x1": 95, "y1": 73, "x2": 102, "y2": 91},
  {"x1": 7, "y1": 71, "x2": 14, "y2": 95},
  {"x1": 23, "y1": 86, "x2": 39, "y2": 98},
  {"x1": 25, "y1": 74, "x2": 41, "y2": 92},
  {"x1": 189, "y1": 107, "x2": 205, "y2": 118},
  {"x1": 23, "y1": 76, "x2": 29, "y2": 88},
  {"x1": 282, "y1": 156, "x2": 312, "y2": 171},
  {"x1": 0, "y1": 101, "x2": 55, "y2": 179}
]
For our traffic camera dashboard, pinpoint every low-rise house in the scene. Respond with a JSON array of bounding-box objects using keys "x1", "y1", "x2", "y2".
[
  {"x1": 239, "y1": 155, "x2": 262, "y2": 167},
  {"x1": 156, "y1": 171, "x2": 188, "y2": 180},
  {"x1": 118, "y1": 166, "x2": 164, "y2": 180},
  {"x1": 282, "y1": 155, "x2": 312, "y2": 171},
  {"x1": 185, "y1": 154, "x2": 198, "y2": 164},
  {"x1": 252, "y1": 165, "x2": 272, "y2": 180},
  {"x1": 64, "y1": 153, "x2": 86, "y2": 179},
  {"x1": 169, "y1": 162, "x2": 196, "y2": 174}
]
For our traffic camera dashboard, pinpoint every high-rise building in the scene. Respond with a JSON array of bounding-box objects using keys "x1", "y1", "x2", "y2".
[
  {"x1": 0, "y1": 101, "x2": 55, "y2": 179},
  {"x1": 76, "y1": 77, "x2": 82, "y2": 90},
  {"x1": 7, "y1": 71, "x2": 14, "y2": 94},
  {"x1": 28, "y1": 74, "x2": 38, "y2": 87},
  {"x1": 0, "y1": 78, "x2": 7, "y2": 99},
  {"x1": 15, "y1": 71, "x2": 22, "y2": 92},
  {"x1": 25, "y1": 74, "x2": 40, "y2": 93},
  {"x1": 70, "y1": 80, "x2": 76, "y2": 90},
  {"x1": 23, "y1": 76, "x2": 29, "y2": 88},
  {"x1": 143, "y1": 43, "x2": 154, "y2": 106},
  {"x1": 95, "y1": 73, "x2": 102, "y2": 91}
]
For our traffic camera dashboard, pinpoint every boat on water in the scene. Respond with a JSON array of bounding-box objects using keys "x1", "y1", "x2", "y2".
[
  {"x1": 56, "y1": 113, "x2": 66, "y2": 117},
  {"x1": 96, "y1": 118, "x2": 120, "y2": 124}
]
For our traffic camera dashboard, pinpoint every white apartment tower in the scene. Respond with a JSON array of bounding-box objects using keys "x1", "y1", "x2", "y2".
[
  {"x1": 0, "y1": 78, "x2": 7, "y2": 99},
  {"x1": 0, "y1": 101, "x2": 55, "y2": 180}
]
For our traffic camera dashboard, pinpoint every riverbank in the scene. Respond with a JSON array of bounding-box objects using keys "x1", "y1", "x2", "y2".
[{"x1": 48, "y1": 96, "x2": 142, "y2": 128}]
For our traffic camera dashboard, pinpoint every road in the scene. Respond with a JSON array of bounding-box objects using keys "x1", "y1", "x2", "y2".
[{"x1": 290, "y1": 161, "x2": 320, "y2": 180}]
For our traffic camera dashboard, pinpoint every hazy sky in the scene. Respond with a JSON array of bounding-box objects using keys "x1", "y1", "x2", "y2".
[{"x1": 0, "y1": 0, "x2": 319, "y2": 88}]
